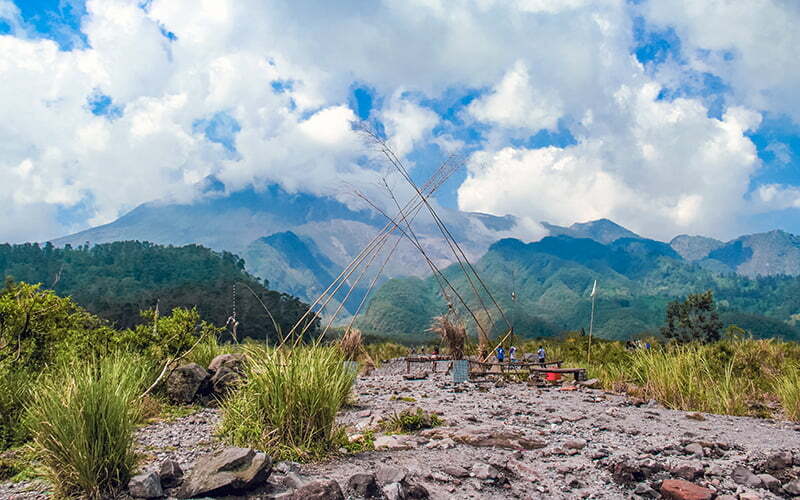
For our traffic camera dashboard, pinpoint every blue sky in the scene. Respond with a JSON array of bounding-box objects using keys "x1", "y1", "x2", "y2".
[{"x1": 2, "y1": 0, "x2": 800, "y2": 242}]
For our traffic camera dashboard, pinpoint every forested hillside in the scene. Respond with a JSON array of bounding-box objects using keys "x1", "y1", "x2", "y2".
[
  {"x1": 357, "y1": 235, "x2": 800, "y2": 343},
  {"x1": 0, "y1": 241, "x2": 315, "y2": 341}
]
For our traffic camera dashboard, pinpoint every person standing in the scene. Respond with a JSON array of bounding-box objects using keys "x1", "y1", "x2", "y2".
[
  {"x1": 496, "y1": 345, "x2": 505, "y2": 363},
  {"x1": 509, "y1": 345, "x2": 517, "y2": 366},
  {"x1": 537, "y1": 345, "x2": 546, "y2": 364}
]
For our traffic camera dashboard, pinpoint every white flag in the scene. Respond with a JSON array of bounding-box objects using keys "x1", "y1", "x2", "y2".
[{"x1": 590, "y1": 280, "x2": 597, "y2": 297}]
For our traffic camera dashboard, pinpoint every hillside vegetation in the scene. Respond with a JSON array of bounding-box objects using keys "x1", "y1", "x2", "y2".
[
  {"x1": 0, "y1": 240, "x2": 315, "y2": 342},
  {"x1": 358, "y1": 235, "x2": 800, "y2": 343}
]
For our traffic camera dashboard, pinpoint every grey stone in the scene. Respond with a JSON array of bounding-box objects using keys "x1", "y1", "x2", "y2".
[
  {"x1": 633, "y1": 482, "x2": 659, "y2": 498},
  {"x1": 766, "y1": 451, "x2": 793, "y2": 470},
  {"x1": 785, "y1": 479, "x2": 800, "y2": 496},
  {"x1": 564, "y1": 438, "x2": 587, "y2": 450},
  {"x1": 166, "y1": 363, "x2": 209, "y2": 404},
  {"x1": 684, "y1": 443, "x2": 704, "y2": 458},
  {"x1": 757, "y1": 473, "x2": 781, "y2": 492},
  {"x1": 129, "y1": 471, "x2": 163, "y2": 499},
  {"x1": 208, "y1": 353, "x2": 244, "y2": 373},
  {"x1": 671, "y1": 460, "x2": 704, "y2": 481},
  {"x1": 208, "y1": 354, "x2": 245, "y2": 398},
  {"x1": 732, "y1": 466, "x2": 763, "y2": 489},
  {"x1": 347, "y1": 473, "x2": 380, "y2": 498},
  {"x1": 274, "y1": 461, "x2": 301, "y2": 474},
  {"x1": 281, "y1": 472, "x2": 308, "y2": 489},
  {"x1": 177, "y1": 447, "x2": 272, "y2": 498},
  {"x1": 442, "y1": 465, "x2": 469, "y2": 478},
  {"x1": 159, "y1": 459, "x2": 183, "y2": 489},
  {"x1": 403, "y1": 481, "x2": 430, "y2": 499},
  {"x1": 290, "y1": 479, "x2": 344, "y2": 500},
  {"x1": 471, "y1": 463, "x2": 500, "y2": 480},
  {"x1": 382, "y1": 482, "x2": 404, "y2": 500},
  {"x1": 376, "y1": 465, "x2": 407, "y2": 485}
]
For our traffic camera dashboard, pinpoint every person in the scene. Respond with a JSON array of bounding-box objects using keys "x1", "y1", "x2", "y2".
[
  {"x1": 496, "y1": 345, "x2": 505, "y2": 363},
  {"x1": 537, "y1": 345, "x2": 546, "y2": 364},
  {"x1": 433, "y1": 345, "x2": 440, "y2": 356},
  {"x1": 410, "y1": 346, "x2": 416, "y2": 355},
  {"x1": 509, "y1": 345, "x2": 517, "y2": 366}
]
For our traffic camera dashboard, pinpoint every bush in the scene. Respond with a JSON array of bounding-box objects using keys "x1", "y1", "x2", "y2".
[
  {"x1": 0, "y1": 366, "x2": 35, "y2": 450},
  {"x1": 379, "y1": 408, "x2": 443, "y2": 433},
  {"x1": 218, "y1": 345, "x2": 356, "y2": 461},
  {"x1": 26, "y1": 354, "x2": 150, "y2": 499}
]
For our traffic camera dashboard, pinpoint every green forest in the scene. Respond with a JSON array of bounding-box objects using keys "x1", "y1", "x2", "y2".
[
  {"x1": 357, "y1": 236, "x2": 800, "y2": 343},
  {"x1": 0, "y1": 241, "x2": 316, "y2": 342}
]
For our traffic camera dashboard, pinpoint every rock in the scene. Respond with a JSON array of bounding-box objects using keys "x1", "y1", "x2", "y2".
[
  {"x1": 129, "y1": 471, "x2": 163, "y2": 498},
  {"x1": 281, "y1": 472, "x2": 308, "y2": 489},
  {"x1": 785, "y1": 479, "x2": 800, "y2": 496},
  {"x1": 177, "y1": 447, "x2": 272, "y2": 498},
  {"x1": 612, "y1": 458, "x2": 663, "y2": 483},
  {"x1": 274, "y1": 461, "x2": 301, "y2": 475},
  {"x1": 383, "y1": 482, "x2": 404, "y2": 500},
  {"x1": 471, "y1": 463, "x2": 500, "y2": 481},
  {"x1": 659, "y1": 479, "x2": 713, "y2": 500},
  {"x1": 686, "y1": 413, "x2": 706, "y2": 421},
  {"x1": 757, "y1": 473, "x2": 781, "y2": 492},
  {"x1": 732, "y1": 466, "x2": 763, "y2": 489},
  {"x1": 766, "y1": 451, "x2": 793, "y2": 470},
  {"x1": 578, "y1": 378, "x2": 601, "y2": 388},
  {"x1": 684, "y1": 443, "x2": 704, "y2": 458},
  {"x1": 347, "y1": 473, "x2": 380, "y2": 498},
  {"x1": 564, "y1": 438, "x2": 587, "y2": 450},
  {"x1": 403, "y1": 481, "x2": 430, "y2": 499},
  {"x1": 715, "y1": 496, "x2": 737, "y2": 500},
  {"x1": 671, "y1": 461, "x2": 704, "y2": 481},
  {"x1": 738, "y1": 494, "x2": 762, "y2": 500},
  {"x1": 159, "y1": 459, "x2": 183, "y2": 489},
  {"x1": 290, "y1": 479, "x2": 344, "y2": 500},
  {"x1": 403, "y1": 372, "x2": 429, "y2": 380},
  {"x1": 208, "y1": 353, "x2": 244, "y2": 373},
  {"x1": 633, "y1": 482, "x2": 659, "y2": 498},
  {"x1": 374, "y1": 435, "x2": 417, "y2": 451},
  {"x1": 209, "y1": 363, "x2": 243, "y2": 399},
  {"x1": 376, "y1": 465, "x2": 407, "y2": 485},
  {"x1": 438, "y1": 426, "x2": 547, "y2": 450},
  {"x1": 166, "y1": 363, "x2": 210, "y2": 404},
  {"x1": 443, "y1": 465, "x2": 469, "y2": 478}
]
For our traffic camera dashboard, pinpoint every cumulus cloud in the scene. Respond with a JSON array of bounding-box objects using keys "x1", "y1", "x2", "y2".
[
  {"x1": 458, "y1": 83, "x2": 763, "y2": 240},
  {"x1": 0, "y1": 0, "x2": 798, "y2": 244}
]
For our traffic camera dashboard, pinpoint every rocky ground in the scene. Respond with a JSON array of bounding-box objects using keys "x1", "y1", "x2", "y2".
[{"x1": 3, "y1": 358, "x2": 800, "y2": 499}]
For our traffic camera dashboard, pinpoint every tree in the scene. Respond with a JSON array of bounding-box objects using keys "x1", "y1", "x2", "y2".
[{"x1": 661, "y1": 290, "x2": 722, "y2": 343}]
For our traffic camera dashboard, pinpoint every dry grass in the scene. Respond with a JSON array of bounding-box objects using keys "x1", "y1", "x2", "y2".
[{"x1": 428, "y1": 315, "x2": 466, "y2": 359}]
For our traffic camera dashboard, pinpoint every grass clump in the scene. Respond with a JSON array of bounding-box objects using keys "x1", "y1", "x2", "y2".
[
  {"x1": 379, "y1": 408, "x2": 443, "y2": 433},
  {"x1": 0, "y1": 366, "x2": 35, "y2": 450},
  {"x1": 26, "y1": 354, "x2": 150, "y2": 499},
  {"x1": 218, "y1": 344, "x2": 356, "y2": 462},
  {"x1": 342, "y1": 430, "x2": 376, "y2": 454},
  {"x1": 774, "y1": 363, "x2": 800, "y2": 421},
  {"x1": 186, "y1": 334, "x2": 238, "y2": 369}
]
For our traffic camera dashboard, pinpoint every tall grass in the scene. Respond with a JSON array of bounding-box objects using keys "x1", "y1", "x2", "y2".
[
  {"x1": 186, "y1": 334, "x2": 238, "y2": 368},
  {"x1": 774, "y1": 363, "x2": 800, "y2": 421},
  {"x1": 26, "y1": 354, "x2": 150, "y2": 499},
  {"x1": 218, "y1": 344, "x2": 356, "y2": 461}
]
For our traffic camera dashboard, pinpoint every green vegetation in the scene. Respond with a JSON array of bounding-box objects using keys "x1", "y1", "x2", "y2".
[
  {"x1": 520, "y1": 333, "x2": 800, "y2": 419},
  {"x1": 661, "y1": 290, "x2": 722, "y2": 343},
  {"x1": 218, "y1": 345, "x2": 357, "y2": 461},
  {"x1": 358, "y1": 236, "x2": 800, "y2": 343},
  {"x1": 379, "y1": 408, "x2": 443, "y2": 433},
  {"x1": 0, "y1": 240, "x2": 317, "y2": 342},
  {"x1": 26, "y1": 354, "x2": 150, "y2": 499}
]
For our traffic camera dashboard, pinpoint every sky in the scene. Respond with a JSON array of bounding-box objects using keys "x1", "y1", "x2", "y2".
[{"x1": 1, "y1": 0, "x2": 800, "y2": 244}]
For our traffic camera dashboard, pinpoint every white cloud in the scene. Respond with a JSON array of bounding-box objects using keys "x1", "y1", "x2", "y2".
[
  {"x1": 458, "y1": 83, "x2": 763, "y2": 240},
  {"x1": 0, "y1": 0, "x2": 798, "y2": 244}
]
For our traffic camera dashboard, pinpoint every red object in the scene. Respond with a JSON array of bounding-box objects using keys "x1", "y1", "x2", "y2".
[
  {"x1": 546, "y1": 372, "x2": 561, "y2": 381},
  {"x1": 660, "y1": 479, "x2": 713, "y2": 500}
]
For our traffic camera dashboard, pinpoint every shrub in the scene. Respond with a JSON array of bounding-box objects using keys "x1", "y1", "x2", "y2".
[
  {"x1": 26, "y1": 354, "x2": 150, "y2": 499},
  {"x1": 218, "y1": 345, "x2": 356, "y2": 461},
  {"x1": 379, "y1": 408, "x2": 443, "y2": 433},
  {"x1": 0, "y1": 366, "x2": 35, "y2": 450}
]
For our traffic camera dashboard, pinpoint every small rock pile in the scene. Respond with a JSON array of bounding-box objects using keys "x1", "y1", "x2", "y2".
[{"x1": 165, "y1": 354, "x2": 245, "y2": 406}]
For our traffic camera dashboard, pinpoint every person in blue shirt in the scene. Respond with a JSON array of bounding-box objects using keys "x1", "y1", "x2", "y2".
[
  {"x1": 537, "y1": 346, "x2": 546, "y2": 364},
  {"x1": 496, "y1": 346, "x2": 505, "y2": 363}
]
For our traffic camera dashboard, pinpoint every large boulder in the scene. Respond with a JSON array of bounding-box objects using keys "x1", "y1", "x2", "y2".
[
  {"x1": 166, "y1": 363, "x2": 210, "y2": 404},
  {"x1": 159, "y1": 459, "x2": 183, "y2": 489},
  {"x1": 208, "y1": 353, "x2": 245, "y2": 373},
  {"x1": 208, "y1": 354, "x2": 245, "y2": 399},
  {"x1": 128, "y1": 471, "x2": 163, "y2": 498},
  {"x1": 177, "y1": 447, "x2": 272, "y2": 498}
]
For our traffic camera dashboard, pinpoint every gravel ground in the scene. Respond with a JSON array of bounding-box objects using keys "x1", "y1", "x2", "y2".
[{"x1": 3, "y1": 359, "x2": 800, "y2": 499}]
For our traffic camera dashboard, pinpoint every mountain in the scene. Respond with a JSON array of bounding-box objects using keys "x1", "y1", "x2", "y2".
[
  {"x1": 541, "y1": 219, "x2": 640, "y2": 244},
  {"x1": 52, "y1": 185, "x2": 518, "y2": 309},
  {"x1": 670, "y1": 235, "x2": 724, "y2": 261},
  {"x1": 357, "y1": 234, "x2": 800, "y2": 343}
]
